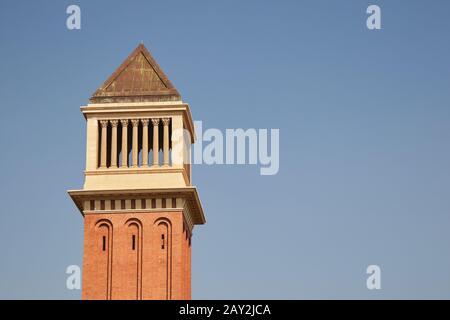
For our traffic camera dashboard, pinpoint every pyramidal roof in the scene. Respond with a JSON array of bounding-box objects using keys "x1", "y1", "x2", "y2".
[{"x1": 90, "y1": 44, "x2": 181, "y2": 103}]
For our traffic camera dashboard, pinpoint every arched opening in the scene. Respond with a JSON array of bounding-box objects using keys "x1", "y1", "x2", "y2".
[
  {"x1": 93, "y1": 220, "x2": 113, "y2": 300},
  {"x1": 154, "y1": 218, "x2": 172, "y2": 300},
  {"x1": 123, "y1": 219, "x2": 143, "y2": 300}
]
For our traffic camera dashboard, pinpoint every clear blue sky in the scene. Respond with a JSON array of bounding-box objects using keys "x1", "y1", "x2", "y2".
[{"x1": 1, "y1": 0, "x2": 450, "y2": 299}]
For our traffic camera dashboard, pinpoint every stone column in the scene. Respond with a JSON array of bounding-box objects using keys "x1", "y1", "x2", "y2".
[
  {"x1": 99, "y1": 120, "x2": 109, "y2": 168},
  {"x1": 162, "y1": 118, "x2": 170, "y2": 166},
  {"x1": 141, "y1": 119, "x2": 149, "y2": 167},
  {"x1": 151, "y1": 118, "x2": 160, "y2": 166},
  {"x1": 131, "y1": 119, "x2": 140, "y2": 168},
  {"x1": 110, "y1": 120, "x2": 119, "y2": 168},
  {"x1": 120, "y1": 119, "x2": 129, "y2": 168}
]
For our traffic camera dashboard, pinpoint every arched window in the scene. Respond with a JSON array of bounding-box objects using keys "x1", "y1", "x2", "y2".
[
  {"x1": 154, "y1": 218, "x2": 172, "y2": 300},
  {"x1": 94, "y1": 219, "x2": 113, "y2": 300},
  {"x1": 124, "y1": 219, "x2": 143, "y2": 299}
]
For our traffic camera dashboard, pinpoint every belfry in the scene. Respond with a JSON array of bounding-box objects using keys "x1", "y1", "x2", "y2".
[{"x1": 68, "y1": 44, "x2": 206, "y2": 300}]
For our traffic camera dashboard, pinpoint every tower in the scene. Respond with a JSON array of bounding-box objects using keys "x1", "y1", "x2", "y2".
[{"x1": 68, "y1": 44, "x2": 206, "y2": 300}]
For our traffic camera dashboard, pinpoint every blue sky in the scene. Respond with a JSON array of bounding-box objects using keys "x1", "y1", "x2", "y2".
[{"x1": 0, "y1": 0, "x2": 450, "y2": 299}]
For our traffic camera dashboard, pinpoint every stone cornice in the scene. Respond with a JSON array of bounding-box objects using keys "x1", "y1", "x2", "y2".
[{"x1": 68, "y1": 187, "x2": 205, "y2": 226}]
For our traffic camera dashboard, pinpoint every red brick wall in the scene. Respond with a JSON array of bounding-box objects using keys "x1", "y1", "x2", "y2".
[{"x1": 82, "y1": 211, "x2": 191, "y2": 300}]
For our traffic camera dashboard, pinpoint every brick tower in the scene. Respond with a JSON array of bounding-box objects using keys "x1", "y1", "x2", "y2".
[{"x1": 68, "y1": 44, "x2": 206, "y2": 300}]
